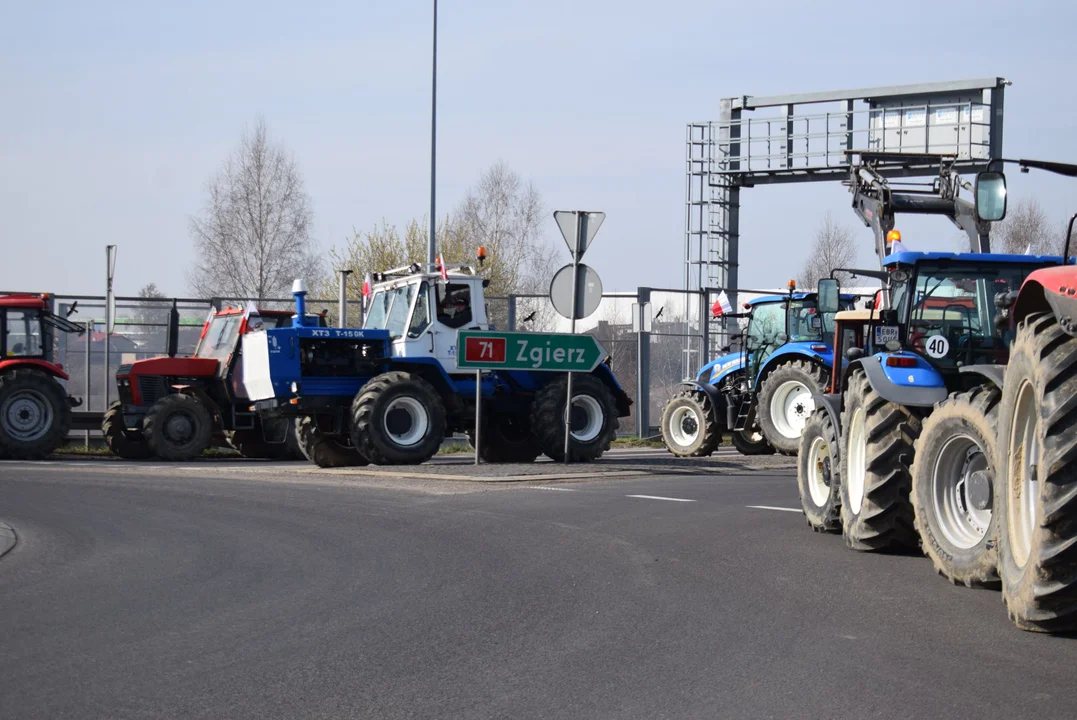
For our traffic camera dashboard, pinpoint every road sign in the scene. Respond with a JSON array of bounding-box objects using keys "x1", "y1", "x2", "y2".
[
  {"x1": 550, "y1": 263, "x2": 603, "y2": 320},
  {"x1": 554, "y1": 211, "x2": 605, "y2": 259},
  {"x1": 457, "y1": 330, "x2": 607, "y2": 372}
]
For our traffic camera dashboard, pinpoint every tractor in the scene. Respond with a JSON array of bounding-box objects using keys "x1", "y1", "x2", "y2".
[
  {"x1": 660, "y1": 284, "x2": 857, "y2": 457},
  {"x1": 0, "y1": 293, "x2": 86, "y2": 458},
  {"x1": 797, "y1": 156, "x2": 1076, "y2": 619},
  {"x1": 243, "y1": 262, "x2": 632, "y2": 467},
  {"x1": 103, "y1": 305, "x2": 326, "y2": 461}
]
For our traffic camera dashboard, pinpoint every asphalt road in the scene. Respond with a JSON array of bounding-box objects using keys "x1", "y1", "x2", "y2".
[{"x1": 1, "y1": 459, "x2": 1075, "y2": 719}]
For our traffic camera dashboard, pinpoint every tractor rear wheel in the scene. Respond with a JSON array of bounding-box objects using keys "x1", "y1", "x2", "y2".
[
  {"x1": 660, "y1": 389, "x2": 720, "y2": 457},
  {"x1": 102, "y1": 401, "x2": 152, "y2": 459},
  {"x1": 756, "y1": 360, "x2": 828, "y2": 455},
  {"x1": 351, "y1": 372, "x2": 446, "y2": 465},
  {"x1": 143, "y1": 394, "x2": 212, "y2": 461},
  {"x1": 297, "y1": 416, "x2": 368, "y2": 468},
  {"x1": 839, "y1": 370, "x2": 920, "y2": 552},
  {"x1": 0, "y1": 368, "x2": 71, "y2": 459},
  {"x1": 468, "y1": 413, "x2": 541, "y2": 463},
  {"x1": 911, "y1": 386, "x2": 1000, "y2": 587},
  {"x1": 532, "y1": 374, "x2": 618, "y2": 462},
  {"x1": 730, "y1": 428, "x2": 774, "y2": 456},
  {"x1": 997, "y1": 312, "x2": 1077, "y2": 632},
  {"x1": 798, "y1": 409, "x2": 841, "y2": 532}
]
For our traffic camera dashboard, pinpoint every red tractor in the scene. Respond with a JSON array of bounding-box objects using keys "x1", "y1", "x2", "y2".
[
  {"x1": 104, "y1": 306, "x2": 325, "y2": 461},
  {"x1": 0, "y1": 293, "x2": 86, "y2": 459}
]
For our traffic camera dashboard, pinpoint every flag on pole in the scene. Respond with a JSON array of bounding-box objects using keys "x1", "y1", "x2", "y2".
[
  {"x1": 711, "y1": 291, "x2": 733, "y2": 317},
  {"x1": 197, "y1": 307, "x2": 216, "y2": 342},
  {"x1": 1024, "y1": 242, "x2": 1034, "y2": 255},
  {"x1": 239, "y1": 300, "x2": 261, "y2": 335},
  {"x1": 438, "y1": 256, "x2": 449, "y2": 282},
  {"x1": 362, "y1": 272, "x2": 372, "y2": 297}
]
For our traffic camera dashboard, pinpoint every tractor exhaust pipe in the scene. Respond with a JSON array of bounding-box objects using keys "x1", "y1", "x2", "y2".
[{"x1": 292, "y1": 279, "x2": 308, "y2": 327}]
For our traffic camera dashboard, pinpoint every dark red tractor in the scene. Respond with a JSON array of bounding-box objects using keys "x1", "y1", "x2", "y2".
[
  {"x1": 104, "y1": 306, "x2": 325, "y2": 461},
  {"x1": 0, "y1": 293, "x2": 86, "y2": 459}
]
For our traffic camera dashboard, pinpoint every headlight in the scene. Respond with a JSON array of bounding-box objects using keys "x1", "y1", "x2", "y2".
[{"x1": 290, "y1": 381, "x2": 299, "y2": 394}]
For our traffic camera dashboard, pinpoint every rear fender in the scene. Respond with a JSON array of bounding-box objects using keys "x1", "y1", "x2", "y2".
[
  {"x1": 678, "y1": 380, "x2": 725, "y2": 428},
  {"x1": 592, "y1": 363, "x2": 632, "y2": 417},
  {"x1": 861, "y1": 354, "x2": 947, "y2": 407},
  {"x1": 958, "y1": 364, "x2": 1005, "y2": 391},
  {"x1": 1012, "y1": 268, "x2": 1077, "y2": 337},
  {"x1": 0, "y1": 358, "x2": 69, "y2": 381}
]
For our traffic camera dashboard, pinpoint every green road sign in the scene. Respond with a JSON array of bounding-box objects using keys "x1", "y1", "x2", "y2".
[{"x1": 456, "y1": 331, "x2": 607, "y2": 372}]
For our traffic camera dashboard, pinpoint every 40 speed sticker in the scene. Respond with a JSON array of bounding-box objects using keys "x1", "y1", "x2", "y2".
[{"x1": 923, "y1": 334, "x2": 950, "y2": 359}]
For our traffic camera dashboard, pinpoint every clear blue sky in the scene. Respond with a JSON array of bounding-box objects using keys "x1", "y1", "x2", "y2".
[{"x1": 2, "y1": 0, "x2": 1076, "y2": 297}]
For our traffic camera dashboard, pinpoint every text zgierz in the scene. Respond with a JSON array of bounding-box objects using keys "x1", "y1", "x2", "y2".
[{"x1": 516, "y1": 339, "x2": 586, "y2": 368}]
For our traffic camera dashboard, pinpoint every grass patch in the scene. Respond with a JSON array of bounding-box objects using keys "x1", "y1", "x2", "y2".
[
  {"x1": 437, "y1": 442, "x2": 473, "y2": 455},
  {"x1": 611, "y1": 436, "x2": 665, "y2": 449},
  {"x1": 51, "y1": 445, "x2": 240, "y2": 458}
]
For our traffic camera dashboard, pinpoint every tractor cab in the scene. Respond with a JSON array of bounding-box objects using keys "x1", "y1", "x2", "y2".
[
  {"x1": 363, "y1": 265, "x2": 487, "y2": 374},
  {"x1": 878, "y1": 251, "x2": 1063, "y2": 376},
  {"x1": 1, "y1": 294, "x2": 83, "y2": 367}
]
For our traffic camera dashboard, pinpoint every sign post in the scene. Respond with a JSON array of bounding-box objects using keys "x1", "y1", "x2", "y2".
[
  {"x1": 457, "y1": 329, "x2": 609, "y2": 465},
  {"x1": 552, "y1": 211, "x2": 605, "y2": 463}
]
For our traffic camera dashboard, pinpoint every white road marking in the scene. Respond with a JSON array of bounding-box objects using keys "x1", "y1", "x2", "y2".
[
  {"x1": 626, "y1": 494, "x2": 696, "y2": 503},
  {"x1": 532, "y1": 486, "x2": 578, "y2": 492},
  {"x1": 747, "y1": 505, "x2": 802, "y2": 513}
]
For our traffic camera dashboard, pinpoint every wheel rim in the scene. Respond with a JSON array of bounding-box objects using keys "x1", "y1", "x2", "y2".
[
  {"x1": 846, "y1": 407, "x2": 867, "y2": 515},
  {"x1": 667, "y1": 405, "x2": 700, "y2": 447},
  {"x1": 806, "y1": 435, "x2": 832, "y2": 508},
  {"x1": 569, "y1": 395, "x2": 604, "y2": 443},
  {"x1": 1008, "y1": 379, "x2": 1038, "y2": 568},
  {"x1": 771, "y1": 380, "x2": 815, "y2": 439},
  {"x1": 1, "y1": 389, "x2": 53, "y2": 442},
  {"x1": 383, "y1": 397, "x2": 430, "y2": 447},
  {"x1": 164, "y1": 411, "x2": 197, "y2": 446},
  {"x1": 930, "y1": 432, "x2": 991, "y2": 550}
]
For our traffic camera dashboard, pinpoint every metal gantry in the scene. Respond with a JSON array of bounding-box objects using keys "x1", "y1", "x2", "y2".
[{"x1": 685, "y1": 77, "x2": 1008, "y2": 371}]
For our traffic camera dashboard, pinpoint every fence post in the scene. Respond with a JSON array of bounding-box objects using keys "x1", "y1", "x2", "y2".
[
  {"x1": 507, "y1": 295, "x2": 517, "y2": 331},
  {"x1": 166, "y1": 300, "x2": 179, "y2": 358},
  {"x1": 700, "y1": 289, "x2": 710, "y2": 367},
  {"x1": 84, "y1": 319, "x2": 93, "y2": 448},
  {"x1": 636, "y1": 287, "x2": 651, "y2": 439}
]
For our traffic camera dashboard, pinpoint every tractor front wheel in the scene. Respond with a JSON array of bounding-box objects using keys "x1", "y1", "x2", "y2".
[
  {"x1": 660, "y1": 390, "x2": 720, "y2": 457},
  {"x1": 797, "y1": 409, "x2": 841, "y2": 532},
  {"x1": 102, "y1": 401, "x2": 152, "y2": 459},
  {"x1": 0, "y1": 368, "x2": 71, "y2": 459},
  {"x1": 297, "y1": 416, "x2": 368, "y2": 468},
  {"x1": 143, "y1": 394, "x2": 213, "y2": 461},
  {"x1": 756, "y1": 360, "x2": 828, "y2": 455},
  {"x1": 351, "y1": 372, "x2": 446, "y2": 465},
  {"x1": 730, "y1": 428, "x2": 774, "y2": 456},
  {"x1": 468, "y1": 413, "x2": 541, "y2": 463}
]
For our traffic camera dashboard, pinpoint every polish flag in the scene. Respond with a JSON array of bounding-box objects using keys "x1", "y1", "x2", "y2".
[
  {"x1": 438, "y1": 256, "x2": 449, "y2": 282},
  {"x1": 239, "y1": 301, "x2": 260, "y2": 335},
  {"x1": 711, "y1": 291, "x2": 733, "y2": 317},
  {"x1": 362, "y1": 272, "x2": 372, "y2": 297}
]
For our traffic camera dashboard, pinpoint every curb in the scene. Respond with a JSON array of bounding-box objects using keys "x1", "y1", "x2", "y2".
[{"x1": 0, "y1": 521, "x2": 16, "y2": 560}]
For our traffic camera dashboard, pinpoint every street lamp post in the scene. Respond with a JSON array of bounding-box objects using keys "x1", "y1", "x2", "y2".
[{"x1": 428, "y1": 0, "x2": 438, "y2": 269}]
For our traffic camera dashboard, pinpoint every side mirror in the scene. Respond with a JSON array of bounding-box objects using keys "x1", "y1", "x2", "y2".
[
  {"x1": 817, "y1": 278, "x2": 840, "y2": 315},
  {"x1": 975, "y1": 171, "x2": 1007, "y2": 222}
]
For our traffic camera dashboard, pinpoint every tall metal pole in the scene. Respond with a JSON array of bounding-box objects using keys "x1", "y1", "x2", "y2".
[
  {"x1": 103, "y1": 245, "x2": 116, "y2": 410},
  {"x1": 427, "y1": 0, "x2": 438, "y2": 270},
  {"x1": 337, "y1": 269, "x2": 353, "y2": 328},
  {"x1": 563, "y1": 213, "x2": 583, "y2": 464},
  {"x1": 84, "y1": 320, "x2": 93, "y2": 448}
]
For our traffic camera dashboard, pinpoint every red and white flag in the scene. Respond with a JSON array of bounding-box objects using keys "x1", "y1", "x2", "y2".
[
  {"x1": 239, "y1": 300, "x2": 260, "y2": 335},
  {"x1": 711, "y1": 291, "x2": 733, "y2": 317},
  {"x1": 438, "y1": 256, "x2": 449, "y2": 282},
  {"x1": 362, "y1": 272, "x2": 372, "y2": 297}
]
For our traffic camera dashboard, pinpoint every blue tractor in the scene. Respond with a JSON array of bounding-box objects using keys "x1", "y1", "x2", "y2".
[
  {"x1": 660, "y1": 284, "x2": 857, "y2": 457},
  {"x1": 241, "y1": 266, "x2": 632, "y2": 467}
]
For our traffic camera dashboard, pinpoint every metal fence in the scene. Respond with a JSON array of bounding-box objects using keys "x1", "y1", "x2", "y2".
[{"x1": 13, "y1": 288, "x2": 709, "y2": 439}]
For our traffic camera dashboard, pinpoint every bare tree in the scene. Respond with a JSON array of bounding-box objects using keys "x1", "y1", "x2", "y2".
[
  {"x1": 797, "y1": 212, "x2": 857, "y2": 289},
  {"x1": 993, "y1": 199, "x2": 1053, "y2": 255},
  {"x1": 188, "y1": 118, "x2": 323, "y2": 301}
]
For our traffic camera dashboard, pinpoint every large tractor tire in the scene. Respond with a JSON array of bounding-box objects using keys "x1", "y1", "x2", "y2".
[
  {"x1": 468, "y1": 413, "x2": 541, "y2": 464},
  {"x1": 839, "y1": 370, "x2": 921, "y2": 552},
  {"x1": 730, "y1": 428, "x2": 774, "y2": 456},
  {"x1": 143, "y1": 394, "x2": 213, "y2": 462},
  {"x1": 532, "y1": 373, "x2": 618, "y2": 463},
  {"x1": 756, "y1": 360, "x2": 829, "y2": 456},
  {"x1": 102, "y1": 401, "x2": 152, "y2": 459},
  {"x1": 660, "y1": 389, "x2": 720, "y2": 457},
  {"x1": 227, "y1": 418, "x2": 305, "y2": 460},
  {"x1": 797, "y1": 409, "x2": 841, "y2": 533},
  {"x1": 911, "y1": 386, "x2": 1000, "y2": 587},
  {"x1": 351, "y1": 372, "x2": 446, "y2": 465},
  {"x1": 997, "y1": 312, "x2": 1077, "y2": 632},
  {"x1": 297, "y1": 415, "x2": 368, "y2": 468},
  {"x1": 0, "y1": 368, "x2": 71, "y2": 460}
]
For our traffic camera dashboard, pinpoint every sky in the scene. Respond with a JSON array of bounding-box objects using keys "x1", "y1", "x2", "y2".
[{"x1": 3, "y1": 0, "x2": 1077, "y2": 299}]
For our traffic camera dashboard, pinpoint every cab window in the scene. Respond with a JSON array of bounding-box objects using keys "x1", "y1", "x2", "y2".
[
  {"x1": 408, "y1": 283, "x2": 432, "y2": 338},
  {"x1": 4, "y1": 310, "x2": 44, "y2": 357},
  {"x1": 436, "y1": 283, "x2": 473, "y2": 329},
  {"x1": 384, "y1": 284, "x2": 416, "y2": 339},
  {"x1": 196, "y1": 316, "x2": 242, "y2": 361}
]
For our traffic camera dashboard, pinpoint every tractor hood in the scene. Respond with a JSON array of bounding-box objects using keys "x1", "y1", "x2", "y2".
[
  {"x1": 118, "y1": 357, "x2": 220, "y2": 378},
  {"x1": 698, "y1": 351, "x2": 744, "y2": 384}
]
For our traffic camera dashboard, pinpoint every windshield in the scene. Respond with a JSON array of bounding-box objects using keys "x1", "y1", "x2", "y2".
[
  {"x1": 4, "y1": 309, "x2": 44, "y2": 357},
  {"x1": 364, "y1": 284, "x2": 417, "y2": 339},
  {"x1": 788, "y1": 298, "x2": 856, "y2": 342},
  {"x1": 902, "y1": 263, "x2": 1038, "y2": 367},
  {"x1": 196, "y1": 315, "x2": 241, "y2": 360}
]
